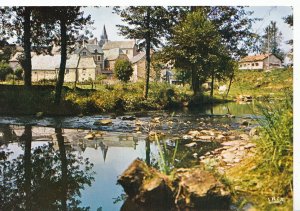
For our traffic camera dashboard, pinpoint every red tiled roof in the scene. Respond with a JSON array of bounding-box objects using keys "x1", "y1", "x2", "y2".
[{"x1": 240, "y1": 53, "x2": 271, "y2": 62}]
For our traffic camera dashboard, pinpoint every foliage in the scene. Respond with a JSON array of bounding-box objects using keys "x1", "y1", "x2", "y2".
[
  {"x1": 260, "y1": 21, "x2": 284, "y2": 61},
  {"x1": 0, "y1": 46, "x2": 12, "y2": 63},
  {"x1": 14, "y1": 67, "x2": 23, "y2": 80},
  {"x1": 0, "y1": 137, "x2": 95, "y2": 210},
  {"x1": 0, "y1": 62, "x2": 13, "y2": 81},
  {"x1": 114, "y1": 6, "x2": 170, "y2": 98},
  {"x1": 163, "y1": 9, "x2": 231, "y2": 94},
  {"x1": 226, "y1": 92, "x2": 293, "y2": 210},
  {"x1": 114, "y1": 59, "x2": 133, "y2": 83},
  {"x1": 154, "y1": 134, "x2": 179, "y2": 175}
]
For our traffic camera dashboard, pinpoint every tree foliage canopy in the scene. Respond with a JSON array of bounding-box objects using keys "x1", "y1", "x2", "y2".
[{"x1": 114, "y1": 59, "x2": 133, "y2": 83}]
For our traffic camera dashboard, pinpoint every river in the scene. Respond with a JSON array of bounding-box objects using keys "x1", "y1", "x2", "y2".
[{"x1": 0, "y1": 102, "x2": 259, "y2": 210}]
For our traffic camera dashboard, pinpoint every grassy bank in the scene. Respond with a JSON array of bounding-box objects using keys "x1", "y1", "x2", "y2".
[
  {"x1": 0, "y1": 82, "x2": 226, "y2": 116},
  {"x1": 216, "y1": 68, "x2": 293, "y2": 100},
  {"x1": 226, "y1": 92, "x2": 293, "y2": 210}
]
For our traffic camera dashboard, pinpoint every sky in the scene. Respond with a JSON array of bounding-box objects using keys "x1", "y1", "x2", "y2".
[{"x1": 83, "y1": 6, "x2": 293, "y2": 53}]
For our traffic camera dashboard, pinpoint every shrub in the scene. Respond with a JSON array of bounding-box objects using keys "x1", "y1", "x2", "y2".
[
  {"x1": 0, "y1": 62, "x2": 13, "y2": 81},
  {"x1": 114, "y1": 59, "x2": 133, "y2": 83},
  {"x1": 14, "y1": 68, "x2": 23, "y2": 80}
]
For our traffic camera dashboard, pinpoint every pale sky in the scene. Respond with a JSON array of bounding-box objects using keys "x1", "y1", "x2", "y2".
[{"x1": 83, "y1": 6, "x2": 293, "y2": 53}]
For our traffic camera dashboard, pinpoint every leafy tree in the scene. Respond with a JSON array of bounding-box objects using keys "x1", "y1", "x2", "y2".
[
  {"x1": 114, "y1": 59, "x2": 133, "y2": 83},
  {"x1": 114, "y1": 6, "x2": 170, "y2": 98},
  {"x1": 14, "y1": 67, "x2": 23, "y2": 80},
  {"x1": 260, "y1": 21, "x2": 284, "y2": 61},
  {"x1": 0, "y1": 62, "x2": 13, "y2": 81},
  {"x1": 283, "y1": 14, "x2": 293, "y2": 60},
  {"x1": 163, "y1": 10, "x2": 227, "y2": 94},
  {"x1": 174, "y1": 68, "x2": 191, "y2": 86},
  {"x1": 0, "y1": 46, "x2": 12, "y2": 63}
]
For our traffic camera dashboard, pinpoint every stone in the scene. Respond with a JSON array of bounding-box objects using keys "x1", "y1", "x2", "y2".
[
  {"x1": 183, "y1": 135, "x2": 193, "y2": 140},
  {"x1": 240, "y1": 134, "x2": 249, "y2": 141},
  {"x1": 174, "y1": 168, "x2": 231, "y2": 209},
  {"x1": 198, "y1": 135, "x2": 214, "y2": 140},
  {"x1": 188, "y1": 130, "x2": 200, "y2": 138},
  {"x1": 249, "y1": 127, "x2": 259, "y2": 137},
  {"x1": 36, "y1": 112, "x2": 44, "y2": 118},
  {"x1": 185, "y1": 142, "x2": 197, "y2": 148},
  {"x1": 216, "y1": 134, "x2": 226, "y2": 141},
  {"x1": 84, "y1": 133, "x2": 95, "y2": 140},
  {"x1": 117, "y1": 159, "x2": 173, "y2": 208},
  {"x1": 241, "y1": 120, "x2": 250, "y2": 126},
  {"x1": 221, "y1": 140, "x2": 243, "y2": 146},
  {"x1": 121, "y1": 116, "x2": 136, "y2": 121},
  {"x1": 222, "y1": 152, "x2": 237, "y2": 163},
  {"x1": 94, "y1": 119, "x2": 113, "y2": 126},
  {"x1": 192, "y1": 153, "x2": 198, "y2": 158},
  {"x1": 135, "y1": 120, "x2": 143, "y2": 126},
  {"x1": 244, "y1": 143, "x2": 256, "y2": 149}
]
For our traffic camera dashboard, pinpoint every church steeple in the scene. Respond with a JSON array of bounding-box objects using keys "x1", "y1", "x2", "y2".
[{"x1": 99, "y1": 25, "x2": 108, "y2": 47}]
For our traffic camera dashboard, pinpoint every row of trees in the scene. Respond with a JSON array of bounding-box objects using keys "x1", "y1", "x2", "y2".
[
  {"x1": 114, "y1": 6, "x2": 257, "y2": 98},
  {"x1": 0, "y1": 7, "x2": 93, "y2": 104}
]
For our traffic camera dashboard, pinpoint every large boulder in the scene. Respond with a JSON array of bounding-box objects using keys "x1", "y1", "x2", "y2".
[
  {"x1": 173, "y1": 168, "x2": 231, "y2": 209},
  {"x1": 118, "y1": 159, "x2": 231, "y2": 210}
]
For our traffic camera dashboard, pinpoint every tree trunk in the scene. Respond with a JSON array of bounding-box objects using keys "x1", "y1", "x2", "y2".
[
  {"x1": 143, "y1": 7, "x2": 151, "y2": 99},
  {"x1": 55, "y1": 19, "x2": 67, "y2": 105},
  {"x1": 226, "y1": 71, "x2": 234, "y2": 98},
  {"x1": 191, "y1": 66, "x2": 200, "y2": 95},
  {"x1": 145, "y1": 138, "x2": 150, "y2": 166},
  {"x1": 56, "y1": 128, "x2": 67, "y2": 211},
  {"x1": 210, "y1": 70, "x2": 215, "y2": 98},
  {"x1": 23, "y1": 125, "x2": 32, "y2": 210},
  {"x1": 23, "y1": 7, "x2": 32, "y2": 87}
]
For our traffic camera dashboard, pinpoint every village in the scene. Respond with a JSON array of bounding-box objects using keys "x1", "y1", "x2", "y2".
[{"x1": 0, "y1": 5, "x2": 294, "y2": 211}]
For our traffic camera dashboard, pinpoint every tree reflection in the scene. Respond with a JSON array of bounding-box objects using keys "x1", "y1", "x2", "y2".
[{"x1": 0, "y1": 126, "x2": 95, "y2": 210}]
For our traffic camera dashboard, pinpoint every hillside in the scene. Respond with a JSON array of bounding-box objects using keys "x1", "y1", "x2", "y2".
[{"x1": 223, "y1": 68, "x2": 293, "y2": 100}]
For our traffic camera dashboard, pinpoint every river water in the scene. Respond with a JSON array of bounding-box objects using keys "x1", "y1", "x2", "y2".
[{"x1": 0, "y1": 102, "x2": 259, "y2": 211}]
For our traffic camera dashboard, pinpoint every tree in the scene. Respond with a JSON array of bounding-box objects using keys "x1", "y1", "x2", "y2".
[
  {"x1": 0, "y1": 62, "x2": 13, "y2": 81},
  {"x1": 114, "y1": 59, "x2": 134, "y2": 83},
  {"x1": 14, "y1": 67, "x2": 23, "y2": 80},
  {"x1": 114, "y1": 6, "x2": 170, "y2": 98},
  {"x1": 163, "y1": 10, "x2": 227, "y2": 94},
  {"x1": 283, "y1": 14, "x2": 293, "y2": 60},
  {"x1": 34, "y1": 7, "x2": 93, "y2": 104},
  {"x1": 260, "y1": 21, "x2": 284, "y2": 61}
]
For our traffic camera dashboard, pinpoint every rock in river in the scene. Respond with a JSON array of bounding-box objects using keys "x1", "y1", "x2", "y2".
[
  {"x1": 94, "y1": 119, "x2": 113, "y2": 126},
  {"x1": 118, "y1": 159, "x2": 231, "y2": 210}
]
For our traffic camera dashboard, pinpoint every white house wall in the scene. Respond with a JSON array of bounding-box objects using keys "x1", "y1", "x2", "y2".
[
  {"x1": 239, "y1": 61, "x2": 264, "y2": 70},
  {"x1": 77, "y1": 68, "x2": 96, "y2": 82}
]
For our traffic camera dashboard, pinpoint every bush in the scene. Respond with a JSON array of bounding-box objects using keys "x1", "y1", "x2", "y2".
[
  {"x1": 0, "y1": 62, "x2": 13, "y2": 81},
  {"x1": 14, "y1": 68, "x2": 23, "y2": 80},
  {"x1": 114, "y1": 59, "x2": 133, "y2": 83}
]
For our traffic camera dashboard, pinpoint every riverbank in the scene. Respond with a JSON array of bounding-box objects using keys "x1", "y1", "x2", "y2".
[{"x1": 0, "y1": 82, "x2": 229, "y2": 116}]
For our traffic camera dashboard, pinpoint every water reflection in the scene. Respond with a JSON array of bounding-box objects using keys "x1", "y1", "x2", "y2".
[{"x1": 0, "y1": 126, "x2": 95, "y2": 210}]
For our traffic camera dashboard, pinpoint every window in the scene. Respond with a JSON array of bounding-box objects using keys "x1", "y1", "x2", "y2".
[
  {"x1": 256, "y1": 63, "x2": 259, "y2": 66},
  {"x1": 252, "y1": 63, "x2": 254, "y2": 66},
  {"x1": 65, "y1": 69, "x2": 69, "y2": 74},
  {"x1": 82, "y1": 68, "x2": 86, "y2": 74},
  {"x1": 82, "y1": 51, "x2": 86, "y2": 56},
  {"x1": 98, "y1": 56, "x2": 101, "y2": 61}
]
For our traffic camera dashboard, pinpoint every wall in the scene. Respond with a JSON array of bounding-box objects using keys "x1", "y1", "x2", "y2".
[
  {"x1": 31, "y1": 70, "x2": 57, "y2": 82},
  {"x1": 77, "y1": 68, "x2": 96, "y2": 82},
  {"x1": 263, "y1": 55, "x2": 282, "y2": 69},
  {"x1": 238, "y1": 61, "x2": 264, "y2": 70}
]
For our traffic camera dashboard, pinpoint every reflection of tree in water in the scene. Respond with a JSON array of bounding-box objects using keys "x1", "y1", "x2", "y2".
[{"x1": 0, "y1": 126, "x2": 95, "y2": 210}]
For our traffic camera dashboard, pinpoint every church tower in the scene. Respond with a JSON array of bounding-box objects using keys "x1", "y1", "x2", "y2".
[{"x1": 99, "y1": 25, "x2": 108, "y2": 47}]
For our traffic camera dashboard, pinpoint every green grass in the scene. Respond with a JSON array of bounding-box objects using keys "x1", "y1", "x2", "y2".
[
  {"x1": 216, "y1": 68, "x2": 293, "y2": 100},
  {"x1": 226, "y1": 91, "x2": 293, "y2": 210}
]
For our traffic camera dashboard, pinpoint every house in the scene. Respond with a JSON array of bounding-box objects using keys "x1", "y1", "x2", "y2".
[
  {"x1": 104, "y1": 48, "x2": 129, "y2": 73},
  {"x1": 102, "y1": 40, "x2": 138, "y2": 60},
  {"x1": 239, "y1": 53, "x2": 282, "y2": 70},
  {"x1": 130, "y1": 51, "x2": 156, "y2": 82},
  {"x1": 31, "y1": 54, "x2": 80, "y2": 82}
]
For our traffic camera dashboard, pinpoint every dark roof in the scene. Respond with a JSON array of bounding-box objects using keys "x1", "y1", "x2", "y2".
[{"x1": 74, "y1": 45, "x2": 103, "y2": 54}]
